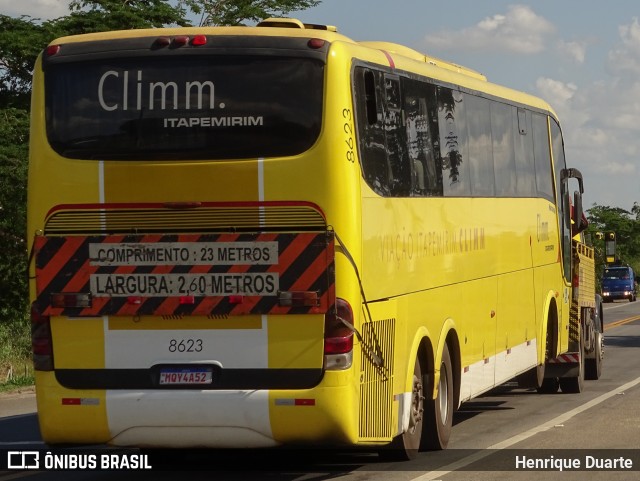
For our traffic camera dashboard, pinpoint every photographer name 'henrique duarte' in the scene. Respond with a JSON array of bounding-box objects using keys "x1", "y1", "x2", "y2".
[{"x1": 515, "y1": 454, "x2": 633, "y2": 471}]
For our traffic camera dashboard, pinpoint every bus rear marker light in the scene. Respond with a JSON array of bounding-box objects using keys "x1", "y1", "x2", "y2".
[
  {"x1": 275, "y1": 398, "x2": 316, "y2": 406},
  {"x1": 46, "y1": 45, "x2": 61, "y2": 56},
  {"x1": 179, "y1": 296, "x2": 195, "y2": 305},
  {"x1": 278, "y1": 290, "x2": 319, "y2": 307},
  {"x1": 308, "y1": 38, "x2": 325, "y2": 49},
  {"x1": 191, "y1": 35, "x2": 207, "y2": 46},
  {"x1": 172, "y1": 36, "x2": 189, "y2": 47},
  {"x1": 51, "y1": 292, "x2": 91, "y2": 308},
  {"x1": 229, "y1": 295, "x2": 244, "y2": 305}
]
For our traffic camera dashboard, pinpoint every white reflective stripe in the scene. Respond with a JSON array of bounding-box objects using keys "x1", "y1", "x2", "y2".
[
  {"x1": 397, "y1": 392, "x2": 412, "y2": 435},
  {"x1": 459, "y1": 339, "x2": 538, "y2": 403}
]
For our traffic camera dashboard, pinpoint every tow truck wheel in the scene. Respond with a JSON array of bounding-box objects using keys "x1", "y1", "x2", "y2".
[
  {"x1": 559, "y1": 326, "x2": 585, "y2": 393},
  {"x1": 585, "y1": 330, "x2": 603, "y2": 380}
]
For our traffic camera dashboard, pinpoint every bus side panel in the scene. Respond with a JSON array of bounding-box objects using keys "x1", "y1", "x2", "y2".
[{"x1": 495, "y1": 270, "x2": 538, "y2": 386}]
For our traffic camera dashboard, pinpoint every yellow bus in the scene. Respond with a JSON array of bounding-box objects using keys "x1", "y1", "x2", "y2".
[{"x1": 28, "y1": 18, "x2": 590, "y2": 458}]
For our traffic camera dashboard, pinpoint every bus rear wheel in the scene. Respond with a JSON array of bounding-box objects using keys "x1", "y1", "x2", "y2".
[
  {"x1": 537, "y1": 377, "x2": 559, "y2": 393},
  {"x1": 423, "y1": 343, "x2": 453, "y2": 450},
  {"x1": 381, "y1": 354, "x2": 425, "y2": 460}
]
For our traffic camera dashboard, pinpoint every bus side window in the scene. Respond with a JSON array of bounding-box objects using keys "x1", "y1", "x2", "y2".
[
  {"x1": 550, "y1": 117, "x2": 571, "y2": 281},
  {"x1": 465, "y1": 93, "x2": 495, "y2": 196},
  {"x1": 364, "y1": 69, "x2": 379, "y2": 125},
  {"x1": 437, "y1": 87, "x2": 469, "y2": 196},
  {"x1": 355, "y1": 68, "x2": 391, "y2": 195},
  {"x1": 532, "y1": 113, "x2": 554, "y2": 202},
  {"x1": 514, "y1": 108, "x2": 536, "y2": 197},
  {"x1": 402, "y1": 78, "x2": 442, "y2": 196},
  {"x1": 492, "y1": 102, "x2": 516, "y2": 196},
  {"x1": 383, "y1": 75, "x2": 411, "y2": 196}
]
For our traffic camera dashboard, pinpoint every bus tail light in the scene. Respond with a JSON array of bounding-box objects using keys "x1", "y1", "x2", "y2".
[
  {"x1": 31, "y1": 304, "x2": 54, "y2": 371},
  {"x1": 324, "y1": 298, "x2": 354, "y2": 355},
  {"x1": 324, "y1": 298, "x2": 354, "y2": 370}
]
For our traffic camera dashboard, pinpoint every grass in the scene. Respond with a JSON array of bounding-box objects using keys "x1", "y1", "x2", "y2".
[
  {"x1": 0, "y1": 360, "x2": 34, "y2": 394},
  {"x1": 0, "y1": 313, "x2": 34, "y2": 393},
  {"x1": 0, "y1": 372, "x2": 34, "y2": 393}
]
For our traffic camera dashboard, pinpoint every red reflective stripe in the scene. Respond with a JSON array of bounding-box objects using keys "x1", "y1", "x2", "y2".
[
  {"x1": 62, "y1": 398, "x2": 81, "y2": 405},
  {"x1": 549, "y1": 354, "x2": 580, "y2": 363},
  {"x1": 381, "y1": 50, "x2": 395, "y2": 68}
]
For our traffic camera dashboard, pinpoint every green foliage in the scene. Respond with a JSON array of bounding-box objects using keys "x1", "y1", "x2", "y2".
[
  {"x1": 0, "y1": 316, "x2": 31, "y2": 366},
  {"x1": 0, "y1": 15, "x2": 56, "y2": 109},
  {"x1": 60, "y1": 0, "x2": 192, "y2": 34},
  {"x1": 0, "y1": 108, "x2": 29, "y2": 325},
  {"x1": 180, "y1": 0, "x2": 320, "y2": 26},
  {"x1": 0, "y1": 374, "x2": 34, "y2": 393}
]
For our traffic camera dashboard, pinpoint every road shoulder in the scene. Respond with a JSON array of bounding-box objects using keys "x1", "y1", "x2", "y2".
[{"x1": 0, "y1": 385, "x2": 36, "y2": 417}]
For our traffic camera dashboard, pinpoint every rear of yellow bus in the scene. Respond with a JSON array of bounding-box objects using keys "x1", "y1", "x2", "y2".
[{"x1": 27, "y1": 26, "x2": 365, "y2": 448}]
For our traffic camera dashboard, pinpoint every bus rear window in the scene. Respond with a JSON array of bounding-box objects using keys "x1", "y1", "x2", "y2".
[{"x1": 45, "y1": 56, "x2": 324, "y2": 160}]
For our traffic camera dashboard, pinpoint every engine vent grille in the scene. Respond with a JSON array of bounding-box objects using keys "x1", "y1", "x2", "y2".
[
  {"x1": 44, "y1": 203, "x2": 326, "y2": 235},
  {"x1": 359, "y1": 317, "x2": 395, "y2": 440}
]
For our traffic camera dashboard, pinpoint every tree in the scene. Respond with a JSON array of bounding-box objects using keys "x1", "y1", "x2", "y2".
[
  {"x1": 58, "y1": 0, "x2": 192, "y2": 34},
  {"x1": 0, "y1": 15, "x2": 56, "y2": 109},
  {"x1": 180, "y1": 0, "x2": 320, "y2": 26},
  {"x1": 0, "y1": 108, "x2": 30, "y2": 359}
]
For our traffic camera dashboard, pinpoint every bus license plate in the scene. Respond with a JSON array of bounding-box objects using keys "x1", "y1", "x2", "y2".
[{"x1": 159, "y1": 368, "x2": 213, "y2": 386}]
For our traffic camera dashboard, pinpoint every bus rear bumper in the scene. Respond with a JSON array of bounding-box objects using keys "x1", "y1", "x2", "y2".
[
  {"x1": 106, "y1": 390, "x2": 277, "y2": 448},
  {"x1": 36, "y1": 372, "x2": 358, "y2": 448}
]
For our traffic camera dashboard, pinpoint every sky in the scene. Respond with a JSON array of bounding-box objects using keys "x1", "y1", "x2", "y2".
[{"x1": 3, "y1": 0, "x2": 640, "y2": 211}]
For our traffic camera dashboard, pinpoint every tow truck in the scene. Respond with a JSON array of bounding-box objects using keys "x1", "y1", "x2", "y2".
[{"x1": 541, "y1": 169, "x2": 604, "y2": 392}]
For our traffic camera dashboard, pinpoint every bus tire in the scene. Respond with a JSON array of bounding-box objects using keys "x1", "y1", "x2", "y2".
[
  {"x1": 517, "y1": 363, "x2": 544, "y2": 389},
  {"x1": 537, "y1": 377, "x2": 559, "y2": 393},
  {"x1": 423, "y1": 343, "x2": 453, "y2": 450},
  {"x1": 380, "y1": 354, "x2": 426, "y2": 461},
  {"x1": 585, "y1": 330, "x2": 603, "y2": 380}
]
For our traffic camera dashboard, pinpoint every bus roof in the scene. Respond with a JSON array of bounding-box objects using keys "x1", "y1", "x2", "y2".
[
  {"x1": 358, "y1": 41, "x2": 487, "y2": 82},
  {"x1": 46, "y1": 18, "x2": 556, "y2": 119},
  {"x1": 46, "y1": 18, "x2": 355, "y2": 46}
]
